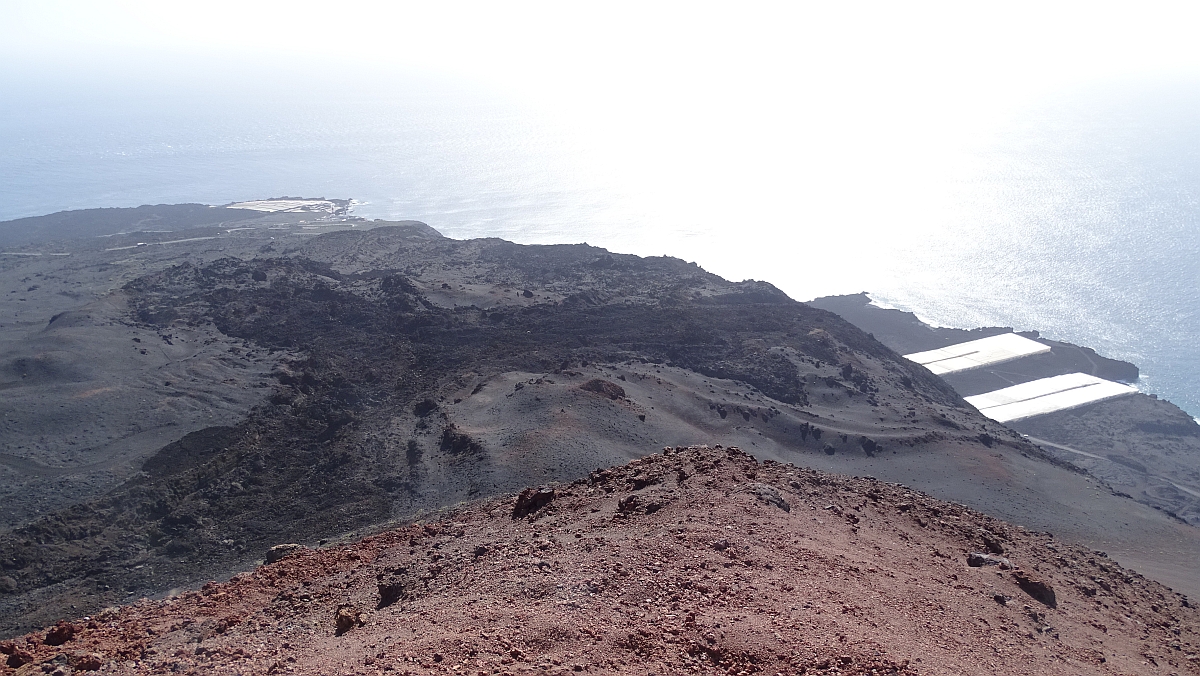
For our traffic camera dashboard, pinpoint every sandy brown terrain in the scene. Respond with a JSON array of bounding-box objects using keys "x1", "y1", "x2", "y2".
[{"x1": 2, "y1": 446, "x2": 1197, "y2": 675}]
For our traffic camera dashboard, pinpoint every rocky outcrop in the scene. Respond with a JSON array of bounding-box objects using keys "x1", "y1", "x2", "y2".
[
  {"x1": 579, "y1": 378, "x2": 626, "y2": 400},
  {"x1": 1013, "y1": 569, "x2": 1058, "y2": 608},
  {"x1": 512, "y1": 487, "x2": 555, "y2": 519}
]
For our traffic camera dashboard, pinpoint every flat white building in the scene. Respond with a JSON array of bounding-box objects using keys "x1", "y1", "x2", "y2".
[
  {"x1": 227, "y1": 199, "x2": 337, "y2": 213},
  {"x1": 904, "y1": 333, "x2": 1050, "y2": 376},
  {"x1": 964, "y1": 373, "x2": 1138, "y2": 423}
]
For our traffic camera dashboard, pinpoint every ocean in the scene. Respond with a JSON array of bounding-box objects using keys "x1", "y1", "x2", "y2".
[{"x1": 2, "y1": 75, "x2": 1197, "y2": 416}]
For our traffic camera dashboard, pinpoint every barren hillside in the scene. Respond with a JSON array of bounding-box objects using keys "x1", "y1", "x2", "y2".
[
  {"x1": 3, "y1": 446, "x2": 1196, "y2": 675},
  {"x1": 3, "y1": 210, "x2": 1200, "y2": 652}
]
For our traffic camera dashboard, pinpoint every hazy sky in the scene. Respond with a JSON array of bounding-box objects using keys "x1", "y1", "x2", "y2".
[
  {"x1": 6, "y1": 1, "x2": 1199, "y2": 109},
  {"x1": 4, "y1": 2, "x2": 1199, "y2": 260},
  {"x1": 6, "y1": 2, "x2": 1198, "y2": 182},
  {"x1": 5, "y1": 1, "x2": 1200, "y2": 277}
]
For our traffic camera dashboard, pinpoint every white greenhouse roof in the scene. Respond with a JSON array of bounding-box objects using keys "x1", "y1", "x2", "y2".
[
  {"x1": 227, "y1": 199, "x2": 336, "y2": 213},
  {"x1": 964, "y1": 373, "x2": 1137, "y2": 423},
  {"x1": 904, "y1": 333, "x2": 1050, "y2": 375}
]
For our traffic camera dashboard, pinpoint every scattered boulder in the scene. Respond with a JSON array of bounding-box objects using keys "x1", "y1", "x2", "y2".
[
  {"x1": 440, "y1": 425, "x2": 483, "y2": 455},
  {"x1": 70, "y1": 652, "x2": 104, "y2": 671},
  {"x1": 335, "y1": 605, "x2": 362, "y2": 635},
  {"x1": 618, "y1": 495, "x2": 640, "y2": 514},
  {"x1": 580, "y1": 379, "x2": 625, "y2": 400},
  {"x1": 44, "y1": 621, "x2": 80, "y2": 646},
  {"x1": 615, "y1": 493, "x2": 665, "y2": 515},
  {"x1": 978, "y1": 529, "x2": 1005, "y2": 554},
  {"x1": 1013, "y1": 570, "x2": 1057, "y2": 608},
  {"x1": 2, "y1": 645, "x2": 33, "y2": 668},
  {"x1": 377, "y1": 568, "x2": 412, "y2": 609},
  {"x1": 859, "y1": 436, "x2": 878, "y2": 455},
  {"x1": 412, "y1": 399, "x2": 438, "y2": 417},
  {"x1": 265, "y1": 543, "x2": 307, "y2": 564},
  {"x1": 967, "y1": 552, "x2": 1011, "y2": 569},
  {"x1": 513, "y1": 487, "x2": 555, "y2": 519},
  {"x1": 748, "y1": 483, "x2": 791, "y2": 512}
]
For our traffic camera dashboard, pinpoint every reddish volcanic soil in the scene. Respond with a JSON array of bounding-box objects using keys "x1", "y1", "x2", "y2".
[{"x1": 4, "y1": 446, "x2": 1198, "y2": 676}]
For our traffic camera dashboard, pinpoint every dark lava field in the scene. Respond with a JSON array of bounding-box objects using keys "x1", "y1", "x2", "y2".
[{"x1": 1, "y1": 204, "x2": 1198, "y2": 639}]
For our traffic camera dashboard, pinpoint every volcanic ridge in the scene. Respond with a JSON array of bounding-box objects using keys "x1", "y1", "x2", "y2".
[{"x1": 3, "y1": 446, "x2": 1198, "y2": 675}]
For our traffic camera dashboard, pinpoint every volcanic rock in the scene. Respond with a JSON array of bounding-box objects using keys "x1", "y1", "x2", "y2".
[
  {"x1": 747, "y1": 482, "x2": 791, "y2": 511},
  {"x1": 512, "y1": 487, "x2": 555, "y2": 519},
  {"x1": 334, "y1": 605, "x2": 361, "y2": 635},
  {"x1": 978, "y1": 528, "x2": 1005, "y2": 555},
  {"x1": 579, "y1": 378, "x2": 626, "y2": 400},
  {"x1": 3, "y1": 210, "x2": 1200, "y2": 646},
  {"x1": 42, "y1": 621, "x2": 78, "y2": 647},
  {"x1": 967, "y1": 552, "x2": 1011, "y2": 569},
  {"x1": 1, "y1": 446, "x2": 1196, "y2": 675},
  {"x1": 265, "y1": 544, "x2": 307, "y2": 564},
  {"x1": 1012, "y1": 569, "x2": 1058, "y2": 608}
]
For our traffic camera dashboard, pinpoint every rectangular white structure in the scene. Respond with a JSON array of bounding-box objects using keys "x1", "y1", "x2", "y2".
[
  {"x1": 227, "y1": 199, "x2": 335, "y2": 213},
  {"x1": 964, "y1": 373, "x2": 1137, "y2": 423},
  {"x1": 904, "y1": 333, "x2": 1050, "y2": 375}
]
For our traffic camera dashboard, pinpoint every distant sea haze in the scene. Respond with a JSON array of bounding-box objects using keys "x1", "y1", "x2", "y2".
[{"x1": 2, "y1": 79, "x2": 1198, "y2": 417}]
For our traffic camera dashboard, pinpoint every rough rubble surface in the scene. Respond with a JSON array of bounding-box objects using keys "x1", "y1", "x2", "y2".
[
  {"x1": 3, "y1": 446, "x2": 1197, "y2": 676},
  {"x1": 9, "y1": 220, "x2": 1200, "y2": 639},
  {"x1": 3, "y1": 231, "x2": 1006, "y2": 637}
]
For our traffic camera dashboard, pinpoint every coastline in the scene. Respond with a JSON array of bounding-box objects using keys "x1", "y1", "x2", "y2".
[
  {"x1": 852, "y1": 292, "x2": 1195, "y2": 419},
  {"x1": 810, "y1": 291, "x2": 1200, "y2": 527}
]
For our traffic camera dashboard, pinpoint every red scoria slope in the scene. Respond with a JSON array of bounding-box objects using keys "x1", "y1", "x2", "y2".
[{"x1": 4, "y1": 446, "x2": 1199, "y2": 676}]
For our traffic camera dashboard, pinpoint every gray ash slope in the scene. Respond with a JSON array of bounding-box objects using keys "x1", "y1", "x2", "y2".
[
  {"x1": 0, "y1": 222, "x2": 981, "y2": 635},
  {"x1": 0, "y1": 206, "x2": 334, "y2": 528},
  {"x1": 1, "y1": 209, "x2": 1198, "y2": 638}
]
